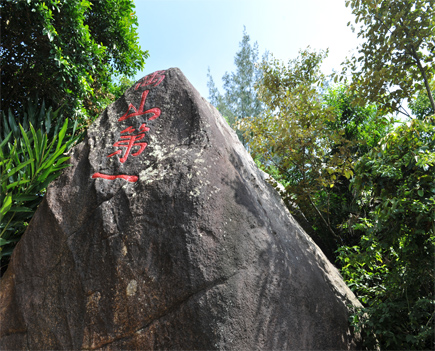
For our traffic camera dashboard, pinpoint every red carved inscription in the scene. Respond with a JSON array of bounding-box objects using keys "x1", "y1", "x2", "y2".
[
  {"x1": 91, "y1": 70, "x2": 166, "y2": 183},
  {"x1": 92, "y1": 173, "x2": 138, "y2": 182},
  {"x1": 107, "y1": 124, "x2": 149, "y2": 163},
  {"x1": 134, "y1": 70, "x2": 165, "y2": 90},
  {"x1": 118, "y1": 90, "x2": 161, "y2": 122}
]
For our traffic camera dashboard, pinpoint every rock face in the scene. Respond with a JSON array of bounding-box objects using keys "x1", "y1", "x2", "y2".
[{"x1": 0, "y1": 68, "x2": 361, "y2": 350}]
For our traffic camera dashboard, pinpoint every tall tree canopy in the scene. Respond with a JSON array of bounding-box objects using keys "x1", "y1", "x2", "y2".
[
  {"x1": 340, "y1": 0, "x2": 435, "y2": 117},
  {"x1": 207, "y1": 27, "x2": 266, "y2": 129},
  {"x1": 240, "y1": 48, "x2": 390, "y2": 259},
  {"x1": 1, "y1": 0, "x2": 148, "y2": 118}
]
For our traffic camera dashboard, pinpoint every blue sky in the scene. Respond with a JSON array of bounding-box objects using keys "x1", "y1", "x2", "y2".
[{"x1": 133, "y1": 0, "x2": 361, "y2": 100}]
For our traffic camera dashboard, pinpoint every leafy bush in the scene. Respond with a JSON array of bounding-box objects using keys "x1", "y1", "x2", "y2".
[
  {"x1": 338, "y1": 116, "x2": 435, "y2": 350},
  {"x1": 0, "y1": 100, "x2": 80, "y2": 272}
]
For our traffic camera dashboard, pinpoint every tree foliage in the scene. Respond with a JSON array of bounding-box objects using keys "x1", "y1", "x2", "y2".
[
  {"x1": 409, "y1": 80, "x2": 435, "y2": 120},
  {"x1": 340, "y1": 0, "x2": 435, "y2": 116},
  {"x1": 207, "y1": 27, "x2": 266, "y2": 130},
  {"x1": 320, "y1": 85, "x2": 392, "y2": 248},
  {"x1": 0, "y1": 101, "x2": 81, "y2": 272},
  {"x1": 239, "y1": 49, "x2": 390, "y2": 258},
  {"x1": 1, "y1": 0, "x2": 148, "y2": 121},
  {"x1": 323, "y1": 84, "x2": 389, "y2": 154},
  {"x1": 325, "y1": 1, "x2": 435, "y2": 348},
  {"x1": 338, "y1": 116, "x2": 435, "y2": 350}
]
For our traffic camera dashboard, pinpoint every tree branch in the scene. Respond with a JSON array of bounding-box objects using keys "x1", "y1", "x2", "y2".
[
  {"x1": 308, "y1": 194, "x2": 339, "y2": 239},
  {"x1": 410, "y1": 45, "x2": 435, "y2": 114}
]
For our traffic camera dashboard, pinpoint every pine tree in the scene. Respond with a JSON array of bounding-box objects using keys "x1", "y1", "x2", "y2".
[{"x1": 207, "y1": 27, "x2": 267, "y2": 135}]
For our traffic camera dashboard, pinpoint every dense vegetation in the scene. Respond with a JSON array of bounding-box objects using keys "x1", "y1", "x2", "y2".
[
  {"x1": 208, "y1": 0, "x2": 434, "y2": 349},
  {"x1": 1, "y1": 0, "x2": 146, "y2": 121},
  {"x1": 0, "y1": 0, "x2": 144, "y2": 273}
]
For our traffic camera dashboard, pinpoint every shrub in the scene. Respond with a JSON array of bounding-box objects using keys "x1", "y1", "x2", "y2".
[{"x1": 0, "y1": 100, "x2": 81, "y2": 273}]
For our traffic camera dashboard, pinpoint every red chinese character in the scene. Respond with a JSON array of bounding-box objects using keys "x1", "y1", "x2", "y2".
[
  {"x1": 92, "y1": 75, "x2": 164, "y2": 183},
  {"x1": 92, "y1": 173, "x2": 138, "y2": 182},
  {"x1": 107, "y1": 124, "x2": 149, "y2": 163},
  {"x1": 119, "y1": 90, "x2": 161, "y2": 122},
  {"x1": 135, "y1": 70, "x2": 166, "y2": 90}
]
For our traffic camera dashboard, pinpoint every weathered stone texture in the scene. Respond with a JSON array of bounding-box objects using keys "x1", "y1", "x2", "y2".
[{"x1": 0, "y1": 68, "x2": 361, "y2": 350}]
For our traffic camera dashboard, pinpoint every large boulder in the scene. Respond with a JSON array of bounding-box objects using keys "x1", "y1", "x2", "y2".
[{"x1": 0, "y1": 68, "x2": 361, "y2": 350}]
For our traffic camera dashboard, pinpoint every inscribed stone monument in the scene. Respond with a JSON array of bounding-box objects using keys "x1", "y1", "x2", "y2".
[{"x1": 0, "y1": 68, "x2": 361, "y2": 350}]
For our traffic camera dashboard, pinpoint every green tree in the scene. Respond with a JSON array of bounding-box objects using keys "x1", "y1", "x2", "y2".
[
  {"x1": 320, "y1": 84, "x2": 392, "y2": 249},
  {"x1": 240, "y1": 49, "x2": 357, "y2": 258},
  {"x1": 240, "y1": 48, "x2": 392, "y2": 260},
  {"x1": 207, "y1": 27, "x2": 266, "y2": 131},
  {"x1": 323, "y1": 84, "x2": 390, "y2": 156},
  {"x1": 1, "y1": 0, "x2": 148, "y2": 122},
  {"x1": 338, "y1": 116, "x2": 435, "y2": 350},
  {"x1": 340, "y1": 0, "x2": 435, "y2": 117}
]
